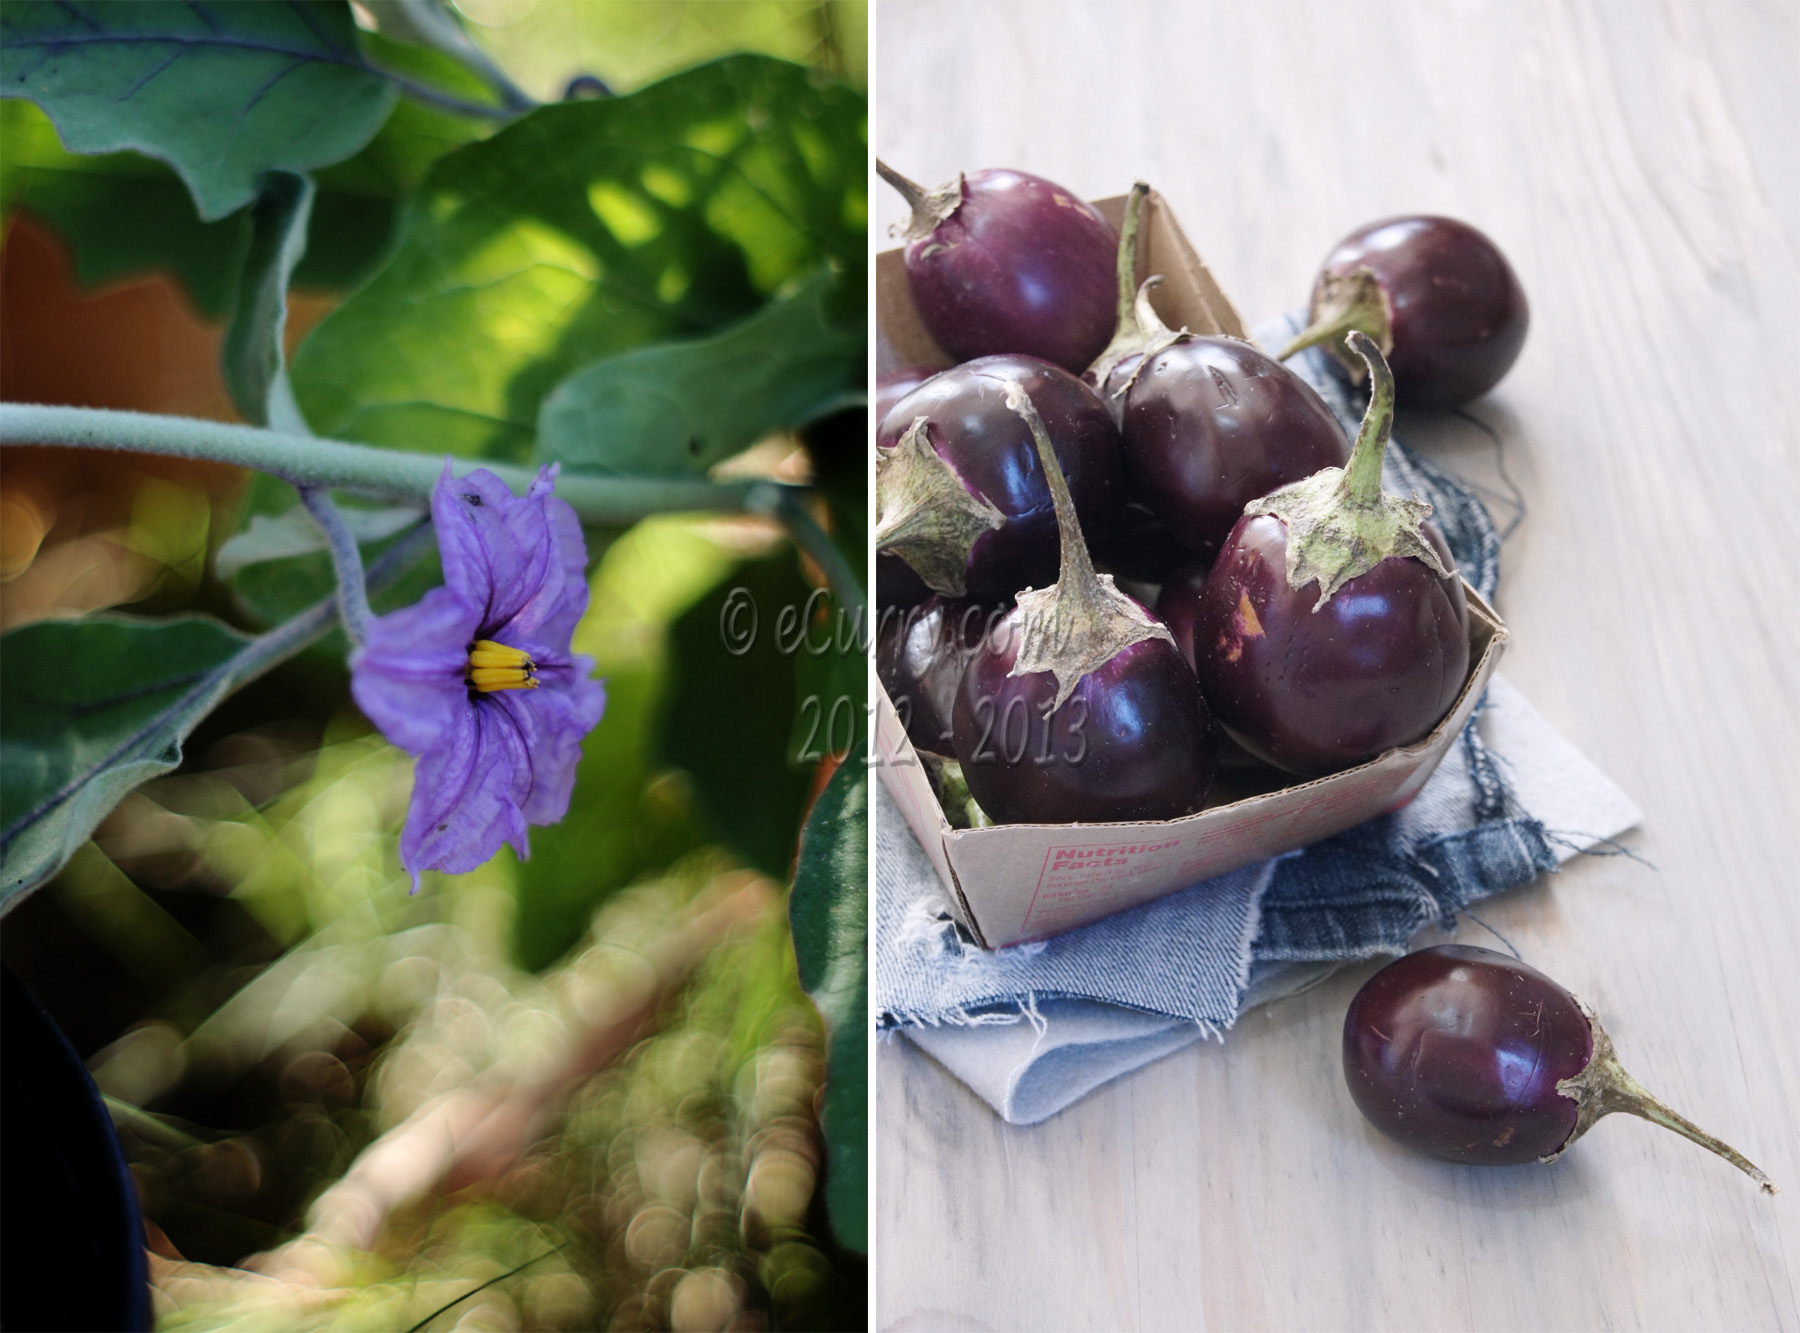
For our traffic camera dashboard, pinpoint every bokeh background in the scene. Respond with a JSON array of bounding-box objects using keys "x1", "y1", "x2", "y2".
[{"x1": 1, "y1": 4, "x2": 866, "y2": 1329}]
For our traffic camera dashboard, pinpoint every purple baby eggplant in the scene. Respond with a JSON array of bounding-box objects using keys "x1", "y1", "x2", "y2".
[
  {"x1": 876, "y1": 597, "x2": 1002, "y2": 756},
  {"x1": 875, "y1": 355, "x2": 1122, "y2": 602},
  {"x1": 1281, "y1": 215, "x2": 1529, "y2": 409},
  {"x1": 949, "y1": 383, "x2": 1214, "y2": 825},
  {"x1": 878, "y1": 160, "x2": 1118, "y2": 374},
  {"x1": 1344, "y1": 945, "x2": 1775, "y2": 1191},
  {"x1": 1183, "y1": 333, "x2": 1469, "y2": 776},
  {"x1": 1076, "y1": 183, "x2": 1193, "y2": 583},
  {"x1": 1121, "y1": 291, "x2": 1351, "y2": 563},
  {"x1": 876, "y1": 365, "x2": 942, "y2": 430}
]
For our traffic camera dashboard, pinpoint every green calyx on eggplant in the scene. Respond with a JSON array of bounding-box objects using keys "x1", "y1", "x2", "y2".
[
  {"x1": 1181, "y1": 332, "x2": 1470, "y2": 775},
  {"x1": 949, "y1": 382, "x2": 1215, "y2": 826},
  {"x1": 874, "y1": 356, "x2": 1123, "y2": 603}
]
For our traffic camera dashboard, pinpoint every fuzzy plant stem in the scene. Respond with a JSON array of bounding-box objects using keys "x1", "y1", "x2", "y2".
[
  {"x1": 299, "y1": 487, "x2": 375, "y2": 647},
  {"x1": 229, "y1": 520, "x2": 435, "y2": 686},
  {"x1": 751, "y1": 482, "x2": 866, "y2": 617},
  {"x1": 0, "y1": 403, "x2": 787, "y2": 524}
]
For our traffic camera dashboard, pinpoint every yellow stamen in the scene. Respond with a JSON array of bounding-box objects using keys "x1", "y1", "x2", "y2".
[{"x1": 467, "y1": 639, "x2": 538, "y2": 692}]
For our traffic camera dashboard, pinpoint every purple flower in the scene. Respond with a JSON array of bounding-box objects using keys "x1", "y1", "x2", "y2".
[{"x1": 350, "y1": 462, "x2": 605, "y2": 890}]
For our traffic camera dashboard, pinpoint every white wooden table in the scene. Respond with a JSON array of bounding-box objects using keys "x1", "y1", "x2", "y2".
[{"x1": 873, "y1": 3, "x2": 1800, "y2": 1328}]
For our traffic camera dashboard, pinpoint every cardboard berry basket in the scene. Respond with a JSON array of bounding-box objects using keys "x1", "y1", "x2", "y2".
[{"x1": 875, "y1": 189, "x2": 1509, "y2": 949}]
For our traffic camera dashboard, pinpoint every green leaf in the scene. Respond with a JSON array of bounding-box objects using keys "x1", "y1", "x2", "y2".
[
  {"x1": 215, "y1": 500, "x2": 425, "y2": 579},
  {"x1": 0, "y1": 0, "x2": 396, "y2": 222},
  {"x1": 222, "y1": 170, "x2": 314, "y2": 432},
  {"x1": 538, "y1": 269, "x2": 863, "y2": 477},
  {"x1": 657, "y1": 551, "x2": 815, "y2": 880},
  {"x1": 0, "y1": 615, "x2": 251, "y2": 909},
  {"x1": 290, "y1": 54, "x2": 865, "y2": 462},
  {"x1": 788, "y1": 760, "x2": 868, "y2": 1254}
]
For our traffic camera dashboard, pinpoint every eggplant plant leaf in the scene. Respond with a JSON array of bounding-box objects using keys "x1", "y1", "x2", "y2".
[
  {"x1": 788, "y1": 760, "x2": 868, "y2": 1253},
  {"x1": 0, "y1": 0, "x2": 397, "y2": 222},
  {"x1": 537, "y1": 269, "x2": 864, "y2": 477},
  {"x1": 290, "y1": 54, "x2": 865, "y2": 462},
  {"x1": 222, "y1": 170, "x2": 314, "y2": 432},
  {"x1": 657, "y1": 551, "x2": 815, "y2": 880},
  {"x1": 216, "y1": 501, "x2": 425, "y2": 579},
  {"x1": 0, "y1": 616, "x2": 253, "y2": 911}
]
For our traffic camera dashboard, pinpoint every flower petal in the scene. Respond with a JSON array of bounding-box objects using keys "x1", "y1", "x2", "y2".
[
  {"x1": 349, "y1": 586, "x2": 480, "y2": 754},
  {"x1": 431, "y1": 462, "x2": 553, "y2": 632},
  {"x1": 491, "y1": 660, "x2": 607, "y2": 825},
  {"x1": 504, "y1": 466, "x2": 591, "y2": 647},
  {"x1": 398, "y1": 694, "x2": 533, "y2": 888}
]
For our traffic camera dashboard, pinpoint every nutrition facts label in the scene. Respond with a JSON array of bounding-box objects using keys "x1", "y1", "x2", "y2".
[{"x1": 1021, "y1": 837, "x2": 1190, "y2": 935}]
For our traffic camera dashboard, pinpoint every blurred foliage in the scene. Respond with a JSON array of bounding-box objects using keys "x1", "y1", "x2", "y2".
[
  {"x1": 538, "y1": 270, "x2": 864, "y2": 478},
  {"x1": 450, "y1": 0, "x2": 866, "y2": 98},
  {"x1": 659, "y1": 549, "x2": 818, "y2": 884},
  {"x1": 290, "y1": 55, "x2": 865, "y2": 462},
  {"x1": 1, "y1": 615, "x2": 254, "y2": 909},
  {"x1": 788, "y1": 763, "x2": 867, "y2": 1252}
]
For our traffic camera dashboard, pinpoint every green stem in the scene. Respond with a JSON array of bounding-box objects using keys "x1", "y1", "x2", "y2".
[
  {"x1": 299, "y1": 487, "x2": 374, "y2": 647},
  {"x1": 1114, "y1": 181, "x2": 1149, "y2": 322},
  {"x1": 875, "y1": 158, "x2": 926, "y2": 212},
  {"x1": 0, "y1": 403, "x2": 781, "y2": 524},
  {"x1": 1338, "y1": 331, "x2": 1395, "y2": 507},
  {"x1": 754, "y1": 483, "x2": 866, "y2": 617}
]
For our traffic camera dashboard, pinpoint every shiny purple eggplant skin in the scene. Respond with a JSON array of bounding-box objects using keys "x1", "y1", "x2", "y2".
[
  {"x1": 903, "y1": 169, "x2": 1119, "y2": 374},
  {"x1": 878, "y1": 355, "x2": 1123, "y2": 602},
  {"x1": 1185, "y1": 513, "x2": 1469, "y2": 776},
  {"x1": 951, "y1": 605, "x2": 1215, "y2": 825},
  {"x1": 1122, "y1": 338, "x2": 1350, "y2": 562},
  {"x1": 876, "y1": 597, "x2": 998, "y2": 755},
  {"x1": 876, "y1": 365, "x2": 943, "y2": 431},
  {"x1": 1153, "y1": 563, "x2": 1211, "y2": 670},
  {"x1": 1344, "y1": 946, "x2": 1593, "y2": 1165},
  {"x1": 1316, "y1": 216, "x2": 1529, "y2": 409}
]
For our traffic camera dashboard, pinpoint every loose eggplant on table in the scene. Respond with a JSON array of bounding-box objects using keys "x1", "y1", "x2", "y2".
[
  {"x1": 1281, "y1": 215, "x2": 1529, "y2": 409},
  {"x1": 1343, "y1": 945, "x2": 1775, "y2": 1192}
]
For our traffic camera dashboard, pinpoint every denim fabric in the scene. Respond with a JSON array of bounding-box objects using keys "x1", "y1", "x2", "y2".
[{"x1": 875, "y1": 313, "x2": 1562, "y2": 1036}]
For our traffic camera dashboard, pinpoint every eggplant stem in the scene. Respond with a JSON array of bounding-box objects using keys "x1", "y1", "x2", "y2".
[
  {"x1": 1338, "y1": 331, "x2": 1396, "y2": 508},
  {"x1": 999, "y1": 382, "x2": 1172, "y2": 712},
  {"x1": 1276, "y1": 267, "x2": 1391, "y2": 377},
  {"x1": 875, "y1": 157, "x2": 926, "y2": 211},
  {"x1": 1006, "y1": 386, "x2": 1098, "y2": 596},
  {"x1": 1553, "y1": 1008, "x2": 1777, "y2": 1195},
  {"x1": 1115, "y1": 182, "x2": 1150, "y2": 320},
  {"x1": 1279, "y1": 305, "x2": 1369, "y2": 362}
]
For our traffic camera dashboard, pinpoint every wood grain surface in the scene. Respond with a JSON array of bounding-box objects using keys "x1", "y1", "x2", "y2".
[{"x1": 872, "y1": 2, "x2": 1800, "y2": 1329}]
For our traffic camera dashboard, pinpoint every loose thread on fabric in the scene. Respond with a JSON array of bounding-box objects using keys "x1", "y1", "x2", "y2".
[
  {"x1": 1543, "y1": 829, "x2": 1658, "y2": 870},
  {"x1": 1452, "y1": 407, "x2": 1528, "y2": 543},
  {"x1": 1460, "y1": 907, "x2": 1525, "y2": 961}
]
